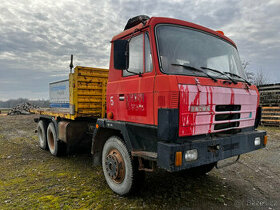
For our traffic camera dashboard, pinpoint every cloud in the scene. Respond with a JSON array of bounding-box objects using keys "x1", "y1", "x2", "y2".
[{"x1": 0, "y1": 0, "x2": 279, "y2": 100}]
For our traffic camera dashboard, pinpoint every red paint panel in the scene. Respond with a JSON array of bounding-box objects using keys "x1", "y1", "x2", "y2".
[
  {"x1": 107, "y1": 75, "x2": 154, "y2": 124},
  {"x1": 158, "y1": 96, "x2": 165, "y2": 107},
  {"x1": 179, "y1": 84, "x2": 258, "y2": 137},
  {"x1": 126, "y1": 93, "x2": 146, "y2": 116},
  {"x1": 154, "y1": 75, "x2": 179, "y2": 124}
]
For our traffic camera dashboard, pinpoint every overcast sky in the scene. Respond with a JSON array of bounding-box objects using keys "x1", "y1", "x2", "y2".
[{"x1": 0, "y1": 0, "x2": 279, "y2": 101}]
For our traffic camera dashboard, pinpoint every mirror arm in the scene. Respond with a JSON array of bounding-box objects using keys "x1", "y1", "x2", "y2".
[{"x1": 125, "y1": 69, "x2": 142, "y2": 77}]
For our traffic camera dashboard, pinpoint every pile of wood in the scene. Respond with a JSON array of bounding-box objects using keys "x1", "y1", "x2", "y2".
[
  {"x1": 7, "y1": 102, "x2": 39, "y2": 115},
  {"x1": 258, "y1": 83, "x2": 280, "y2": 127},
  {"x1": 261, "y1": 107, "x2": 280, "y2": 127}
]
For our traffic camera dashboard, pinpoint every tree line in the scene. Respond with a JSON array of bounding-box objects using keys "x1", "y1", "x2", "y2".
[
  {"x1": 242, "y1": 61, "x2": 268, "y2": 86},
  {"x1": 0, "y1": 98, "x2": 49, "y2": 108}
]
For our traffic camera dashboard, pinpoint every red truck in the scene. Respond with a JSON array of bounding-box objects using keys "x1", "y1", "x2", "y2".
[{"x1": 34, "y1": 15, "x2": 267, "y2": 195}]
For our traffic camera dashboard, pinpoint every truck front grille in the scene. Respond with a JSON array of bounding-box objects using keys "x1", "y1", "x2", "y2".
[
  {"x1": 215, "y1": 105, "x2": 241, "y2": 112},
  {"x1": 214, "y1": 121, "x2": 240, "y2": 130},
  {"x1": 214, "y1": 104, "x2": 241, "y2": 130},
  {"x1": 215, "y1": 113, "x2": 240, "y2": 121}
]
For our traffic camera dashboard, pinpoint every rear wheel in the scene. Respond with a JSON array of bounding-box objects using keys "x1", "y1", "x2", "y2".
[
  {"x1": 47, "y1": 122, "x2": 66, "y2": 156},
  {"x1": 102, "y1": 136, "x2": 144, "y2": 195},
  {"x1": 37, "y1": 120, "x2": 48, "y2": 150}
]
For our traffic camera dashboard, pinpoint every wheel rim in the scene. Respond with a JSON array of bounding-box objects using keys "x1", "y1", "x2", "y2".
[
  {"x1": 105, "y1": 149, "x2": 125, "y2": 184},
  {"x1": 48, "y1": 129, "x2": 55, "y2": 151}
]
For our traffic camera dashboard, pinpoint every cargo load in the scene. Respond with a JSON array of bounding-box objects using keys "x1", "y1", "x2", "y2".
[{"x1": 34, "y1": 66, "x2": 108, "y2": 120}]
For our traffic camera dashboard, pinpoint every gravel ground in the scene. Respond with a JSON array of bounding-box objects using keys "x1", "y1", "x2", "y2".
[{"x1": 0, "y1": 115, "x2": 279, "y2": 209}]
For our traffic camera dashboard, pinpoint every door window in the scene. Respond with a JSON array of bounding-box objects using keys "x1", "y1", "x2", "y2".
[
  {"x1": 145, "y1": 33, "x2": 153, "y2": 72},
  {"x1": 123, "y1": 35, "x2": 143, "y2": 76}
]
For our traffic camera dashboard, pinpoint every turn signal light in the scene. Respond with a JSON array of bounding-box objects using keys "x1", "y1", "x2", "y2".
[
  {"x1": 107, "y1": 112, "x2": 114, "y2": 119},
  {"x1": 175, "y1": 151, "x2": 182, "y2": 166},
  {"x1": 264, "y1": 136, "x2": 268, "y2": 145},
  {"x1": 216, "y1": 30, "x2": 224, "y2": 35}
]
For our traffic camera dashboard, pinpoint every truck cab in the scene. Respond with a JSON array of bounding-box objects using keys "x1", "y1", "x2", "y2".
[
  {"x1": 107, "y1": 16, "x2": 259, "y2": 134},
  {"x1": 97, "y1": 16, "x2": 266, "y2": 193},
  {"x1": 105, "y1": 16, "x2": 264, "y2": 139}
]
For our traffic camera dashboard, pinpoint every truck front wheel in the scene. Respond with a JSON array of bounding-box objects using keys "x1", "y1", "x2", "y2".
[{"x1": 102, "y1": 136, "x2": 144, "y2": 195}]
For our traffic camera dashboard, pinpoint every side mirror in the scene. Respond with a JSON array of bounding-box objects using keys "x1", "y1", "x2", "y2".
[{"x1": 114, "y1": 39, "x2": 129, "y2": 70}]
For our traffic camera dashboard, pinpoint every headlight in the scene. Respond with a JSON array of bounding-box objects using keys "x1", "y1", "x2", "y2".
[
  {"x1": 254, "y1": 137, "x2": 261, "y2": 146},
  {"x1": 185, "y1": 149, "x2": 198, "y2": 161}
]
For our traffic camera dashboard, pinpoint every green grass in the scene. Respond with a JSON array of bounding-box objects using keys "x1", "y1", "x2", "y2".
[{"x1": 0, "y1": 115, "x2": 279, "y2": 209}]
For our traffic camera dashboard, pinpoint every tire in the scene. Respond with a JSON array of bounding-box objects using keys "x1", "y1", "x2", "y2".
[
  {"x1": 37, "y1": 120, "x2": 48, "y2": 150},
  {"x1": 47, "y1": 122, "x2": 66, "y2": 156},
  {"x1": 102, "y1": 136, "x2": 144, "y2": 195}
]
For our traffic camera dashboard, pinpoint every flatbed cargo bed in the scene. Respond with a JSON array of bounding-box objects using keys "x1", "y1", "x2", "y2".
[
  {"x1": 33, "y1": 66, "x2": 109, "y2": 120},
  {"x1": 31, "y1": 108, "x2": 76, "y2": 120},
  {"x1": 32, "y1": 107, "x2": 100, "y2": 120}
]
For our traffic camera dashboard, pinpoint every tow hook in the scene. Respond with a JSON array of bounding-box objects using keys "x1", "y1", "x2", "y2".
[
  {"x1": 215, "y1": 155, "x2": 240, "y2": 169},
  {"x1": 208, "y1": 145, "x2": 220, "y2": 153},
  {"x1": 208, "y1": 145, "x2": 240, "y2": 169}
]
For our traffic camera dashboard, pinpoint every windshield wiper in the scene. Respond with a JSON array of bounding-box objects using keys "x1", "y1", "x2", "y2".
[
  {"x1": 171, "y1": 64, "x2": 217, "y2": 82},
  {"x1": 223, "y1": 72, "x2": 251, "y2": 86},
  {"x1": 200, "y1": 67, "x2": 237, "y2": 84}
]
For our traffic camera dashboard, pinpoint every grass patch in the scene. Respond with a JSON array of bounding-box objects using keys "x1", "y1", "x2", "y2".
[{"x1": 0, "y1": 115, "x2": 279, "y2": 209}]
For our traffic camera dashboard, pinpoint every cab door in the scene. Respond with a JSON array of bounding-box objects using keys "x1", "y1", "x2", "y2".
[{"x1": 117, "y1": 31, "x2": 155, "y2": 125}]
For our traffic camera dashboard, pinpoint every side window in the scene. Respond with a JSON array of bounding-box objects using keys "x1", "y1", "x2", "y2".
[
  {"x1": 145, "y1": 33, "x2": 153, "y2": 72},
  {"x1": 123, "y1": 35, "x2": 143, "y2": 76}
]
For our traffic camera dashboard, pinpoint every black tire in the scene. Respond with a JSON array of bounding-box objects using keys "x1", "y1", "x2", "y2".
[
  {"x1": 47, "y1": 122, "x2": 66, "y2": 156},
  {"x1": 37, "y1": 120, "x2": 48, "y2": 150},
  {"x1": 102, "y1": 136, "x2": 144, "y2": 195}
]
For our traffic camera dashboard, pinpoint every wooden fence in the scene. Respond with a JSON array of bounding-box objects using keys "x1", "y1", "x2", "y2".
[{"x1": 258, "y1": 83, "x2": 280, "y2": 126}]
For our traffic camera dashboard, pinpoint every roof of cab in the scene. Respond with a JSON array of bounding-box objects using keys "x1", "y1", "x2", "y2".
[{"x1": 111, "y1": 16, "x2": 236, "y2": 47}]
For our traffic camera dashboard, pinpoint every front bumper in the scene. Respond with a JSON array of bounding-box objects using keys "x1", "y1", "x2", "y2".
[{"x1": 157, "y1": 130, "x2": 266, "y2": 172}]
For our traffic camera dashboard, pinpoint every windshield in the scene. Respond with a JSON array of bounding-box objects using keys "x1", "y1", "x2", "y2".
[{"x1": 156, "y1": 25, "x2": 246, "y2": 80}]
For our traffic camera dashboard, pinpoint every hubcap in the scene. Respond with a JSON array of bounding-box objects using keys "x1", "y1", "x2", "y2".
[{"x1": 105, "y1": 149, "x2": 125, "y2": 183}]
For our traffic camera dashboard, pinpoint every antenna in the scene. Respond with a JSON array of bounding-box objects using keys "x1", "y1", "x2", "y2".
[{"x1": 69, "y1": 54, "x2": 74, "y2": 73}]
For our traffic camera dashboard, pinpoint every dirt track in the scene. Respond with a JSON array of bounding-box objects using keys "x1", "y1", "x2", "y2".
[{"x1": 0, "y1": 115, "x2": 279, "y2": 209}]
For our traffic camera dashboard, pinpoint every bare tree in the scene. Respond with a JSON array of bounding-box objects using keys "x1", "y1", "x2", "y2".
[
  {"x1": 241, "y1": 60, "x2": 255, "y2": 83},
  {"x1": 241, "y1": 60, "x2": 268, "y2": 86},
  {"x1": 253, "y1": 69, "x2": 268, "y2": 86},
  {"x1": 245, "y1": 70, "x2": 255, "y2": 83},
  {"x1": 242, "y1": 60, "x2": 250, "y2": 70}
]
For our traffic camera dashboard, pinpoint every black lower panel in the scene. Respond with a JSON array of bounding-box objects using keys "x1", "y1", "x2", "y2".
[
  {"x1": 126, "y1": 124, "x2": 158, "y2": 152},
  {"x1": 157, "y1": 130, "x2": 266, "y2": 172}
]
